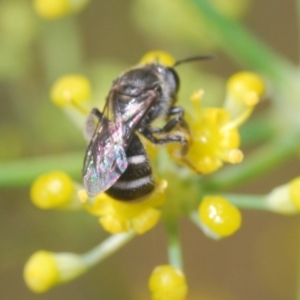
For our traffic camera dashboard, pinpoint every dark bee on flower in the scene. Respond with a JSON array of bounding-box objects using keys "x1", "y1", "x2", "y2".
[{"x1": 83, "y1": 55, "x2": 212, "y2": 201}]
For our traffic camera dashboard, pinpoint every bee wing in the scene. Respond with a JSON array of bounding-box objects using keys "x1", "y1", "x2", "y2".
[
  {"x1": 112, "y1": 88, "x2": 159, "y2": 141},
  {"x1": 83, "y1": 88, "x2": 159, "y2": 197},
  {"x1": 83, "y1": 119, "x2": 128, "y2": 197}
]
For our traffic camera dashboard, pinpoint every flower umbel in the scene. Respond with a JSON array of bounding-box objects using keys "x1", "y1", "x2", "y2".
[
  {"x1": 0, "y1": 0, "x2": 297, "y2": 297},
  {"x1": 81, "y1": 179, "x2": 167, "y2": 234},
  {"x1": 25, "y1": 51, "x2": 267, "y2": 298},
  {"x1": 168, "y1": 71, "x2": 264, "y2": 174}
]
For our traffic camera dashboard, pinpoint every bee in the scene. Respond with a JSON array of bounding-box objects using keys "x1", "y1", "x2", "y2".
[{"x1": 83, "y1": 55, "x2": 212, "y2": 201}]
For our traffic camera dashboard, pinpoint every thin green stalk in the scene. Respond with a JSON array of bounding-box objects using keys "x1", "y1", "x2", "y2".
[
  {"x1": 81, "y1": 231, "x2": 135, "y2": 268},
  {"x1": 0, "y1": 152, "x2": 83, "y2": 187},
  {"x1": 165, "y1": 220, "x2": 183, "y2": 269},
  {"x1": 190, "y1": 211, "x2": 205, "y2": 234},
  {"x1": 221, "y1": 193, "x2": 268, "y2": 210},
  {"x1": 202, "y1": 130, "x2": 300, "y2": 191},
  {"x1": 190, "y1": 0, "x2": 294, "y2": 82},
  {"x1": 239, "y1": 112, "x2": 275, "y2": 146}
]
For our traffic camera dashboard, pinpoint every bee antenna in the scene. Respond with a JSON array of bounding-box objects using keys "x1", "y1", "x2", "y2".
[{"x1": 173, "y1": 55, "x2": 215, "y2": 67}]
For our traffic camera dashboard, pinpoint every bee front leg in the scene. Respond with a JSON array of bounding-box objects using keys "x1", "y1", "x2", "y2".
[
  {"x1": 139, "y1": 126, "x2": 188, "y2": 146},
  {"x1": 150, "y1": 106, "x2": 190, "y2": 134}
]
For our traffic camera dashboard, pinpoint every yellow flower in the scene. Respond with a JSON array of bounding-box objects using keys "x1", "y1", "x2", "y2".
[
  {"x1": 30, "y1": 171, "x2": 77, "y2": 209},
  {"x1": 168, "y1": 72, "x2": 264, "y2": 174},
  {"x1": 224, "y1": 71, "x2": 265, "y2": 119},
  {"x1": 24, "y1": 251, "x2": 58, "y2": 293},
  {"x1": 198, "y1": 196, "x2": 242, "y2": 239},
  {"x1": 149, "y1": 265, "x2": 188, "y2": 300},
  {"x1": 290, "y1": 177, "x2": 300, "y2": 209},
  {"x1": 24, "y1": 251, "x2": 86, "y2": 293},
  {"x1": 168, "y1": 97, "x2": 243, "y2": 174},
  {"x1": 80, "y1": 179, "x2": 167, "y2": 234},
  {"x1": 50, "y1": 74, "x2": 91, "y2": 109},
  {"x1": 139, "y1": 50, "x2": 175, "y2": 67},
  {"x1": 33, "y1": 0, "x2": 90, "y2": 19}
]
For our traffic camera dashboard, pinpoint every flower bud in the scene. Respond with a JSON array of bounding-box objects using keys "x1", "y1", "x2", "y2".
[
  {"x1": 50, "y1": 74, "x2": 91, "y2": 107},
  {"x1": 266, "y1": 177, "x2": 300, "y2": 214},
  {"x1": 24, "y1": 250, "x2": 86, "y2": 293},
  {"x1": 198, "y1": 196, "x2": 241, "y2": 239},
  {"x1": 30, "y1": 171, "x2": 76, "y2": 209},
  {"x1": 149, "y1": 265, "x2": 188, "y2": 300}
]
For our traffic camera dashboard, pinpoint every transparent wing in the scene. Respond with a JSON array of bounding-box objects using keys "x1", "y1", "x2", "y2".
[
  {"x1": 112, "y1": 88, "x2": 159, "y2": 142},
  {"x1": 83, "y1": 88, "x2": 159, "y2": 197},
  {"x1": 83, "y1": 119, "x2": 128, "y2": 197}
]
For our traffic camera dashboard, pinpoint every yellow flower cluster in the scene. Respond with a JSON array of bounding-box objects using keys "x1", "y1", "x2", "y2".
[
  {"x1": 81, "y1": 179, "x2": 167, "y2": 234},
  {"x1": 25, "y1": 51, "x2": 266, "y2": 298},
  {"x1": 168, "y1": 71, "x2": 264, "y2": 174}
]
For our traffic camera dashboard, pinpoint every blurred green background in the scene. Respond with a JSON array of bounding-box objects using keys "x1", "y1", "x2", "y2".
[{"x1": 1, "y1": 0, "x2": 300, "y2": 299}]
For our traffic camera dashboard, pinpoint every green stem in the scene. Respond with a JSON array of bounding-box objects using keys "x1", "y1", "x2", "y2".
[
  {"x1": 190, "y1": 211, "x2": 209, "y2": 236},
  {"x1": 190, "y1": 0, "x2": 294, "y2": 82},
  {"x1": 202, "y1": 130, "x2": 300, "y2": 191},
  {"x1": 0, "y1": 152, "x2": 83, "y2": 187},
  {"x1": 222, "y1": 193, "x2": 268, "y2": 210},
  {"x1": 239, "y1": 112, "x2": 276, "y2": 146},
  {"x1": 81, "y1": 231, "x2": 135, "y2": 268},
  {"x1": 165, "y1": 220, "x2": 183, "y2": 269}
]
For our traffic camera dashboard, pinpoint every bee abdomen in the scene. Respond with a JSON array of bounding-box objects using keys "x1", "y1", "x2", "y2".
[{"x1": 106, "y1": 135, "x2": 155, "y2": 201}]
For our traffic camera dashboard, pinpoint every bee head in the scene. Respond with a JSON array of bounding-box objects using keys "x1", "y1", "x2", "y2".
[{"x1": 149, "y1": 54, "x2": 214, "y2": 99}]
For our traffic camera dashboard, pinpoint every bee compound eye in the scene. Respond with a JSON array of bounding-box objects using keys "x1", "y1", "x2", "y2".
[{"x1": 167, "y1": 68, "x2": 180, "y2": 92}]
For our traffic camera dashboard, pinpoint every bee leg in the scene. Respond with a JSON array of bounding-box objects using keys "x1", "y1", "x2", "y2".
[
  {"x1": 167, "y1": 106, "x2": 184, "y2": 117},
  {"x1": 139, "y1": 127, "x2": 188, "y2": 146},
  {"x1": 140, "y1": 106, "x2": 191, "y2": 155},
  {"x1": 84, "y1": 108, "x2": 104, "y2": 141},
  {"x1": 150, "y1": 116, "x2": 190, "y2": 141},
  {"x1": 150, "y1": 106, "x2": 190, "y2": 134},
  {"x1": 166, "y1": 106, "x2": 190, "y2": 132}
]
